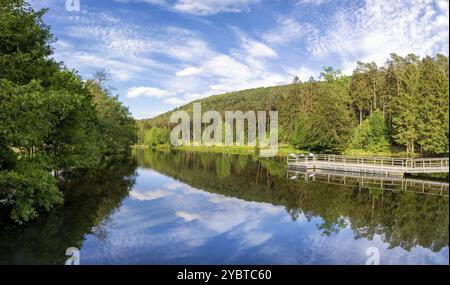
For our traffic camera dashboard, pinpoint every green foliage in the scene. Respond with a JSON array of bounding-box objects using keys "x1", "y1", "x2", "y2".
[
  {"x1": 140, "y1": 53, "x2": 448, "y2": 156},
  {"x1": 0, "y1": 155, "x2": 137, "y2": 262},
  {"x1": 0, "y1": 0, "x2": 58, "y2": 85},
  {"x1": 351, "y1": 110, "x2": 389, "y2": 152},
  {"x1": 391, "y1": 55, "x2": 421, "y2": 154},
  {"x1": 289, "y1": 117, "x2": 309, "y2": 149},
  {"x1": 0, "y1": 1, "x2": 136, "y2": 224},
  {"x1": 305, "y1": 68, "x2": 355, "y2": 153},
  {"x1": 144, "y1": 127, "x2": 170, "y2": 148},
  {"x1": 416, "y1": 57, "x2": 449, "y2": 154},
  {"x1": 86, "y1": 79, "x2": 137, "y2": 155},
  {"x1": 0, "y1": 158, "x2": 63, "y2": 224}
]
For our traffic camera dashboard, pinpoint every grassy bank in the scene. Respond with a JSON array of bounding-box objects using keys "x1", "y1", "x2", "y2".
[
  {"x1": 132, "y1": 144, "x2": 413, "y2": 157},
  {"x1": 133, "y1": 144, "x2": 301, "y2": 156}
]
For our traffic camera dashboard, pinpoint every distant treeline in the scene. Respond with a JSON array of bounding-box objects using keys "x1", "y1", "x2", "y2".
[
  {"x1": 140, "y1": 55, "x2": 449, "y2": 156},
  {"x1": 0, "y1": 1, "x2": 137, "y2": 224}
]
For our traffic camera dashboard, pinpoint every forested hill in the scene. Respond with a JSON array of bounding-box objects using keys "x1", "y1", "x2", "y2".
[
  {"x1": 139, "y1": 55, "x2": 449, "y2": 156},
  {"x1": 138, "y1": 84, "x2": 294, "y2": 129}
]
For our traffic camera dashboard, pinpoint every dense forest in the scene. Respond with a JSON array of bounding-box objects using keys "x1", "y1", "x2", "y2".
[
  {"x1": 0, "y1": 0, "x2": 137, "y2": 224},
  {"x1": 140, "y1": 55, "x2": 449, "y2": 156}
]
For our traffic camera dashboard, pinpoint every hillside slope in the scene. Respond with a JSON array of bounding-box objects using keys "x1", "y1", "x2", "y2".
[{"x1": 138, "y1": 84, "x2": 295, "y2": 130}]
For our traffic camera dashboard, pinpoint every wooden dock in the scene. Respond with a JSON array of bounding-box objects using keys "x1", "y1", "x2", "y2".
[
  {"x1": 287, "y1": 154, "x2": 449, "y2": 176},
  {"x1": 287, "y1": 169, "x2": 449, "y2": 197}
]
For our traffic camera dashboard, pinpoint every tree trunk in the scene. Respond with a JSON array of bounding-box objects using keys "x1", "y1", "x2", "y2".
[{"x1": 373, "y1": 82, "x2": 377, "y2": 111}]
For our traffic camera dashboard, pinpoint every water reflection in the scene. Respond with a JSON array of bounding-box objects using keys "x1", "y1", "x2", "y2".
[
  {"x1": 0, "y1": 156, "x2": 137, "y2": 264},
  {"x1": 133, "y1": 150, "x2": 449, "y2": 255},
  {"x1": 0, "y1": 150, "x2": 448, "y2": 264},
  {"x1": 287, "y1": 169, "x2": 449, "y2": 197}
]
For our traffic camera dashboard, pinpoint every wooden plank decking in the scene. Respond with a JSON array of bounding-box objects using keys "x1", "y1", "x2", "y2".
[{"x1": 287, "y1": 154, "x2": 449, "y2": 176}]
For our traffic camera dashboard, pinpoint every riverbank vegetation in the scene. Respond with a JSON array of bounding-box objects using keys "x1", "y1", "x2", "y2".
[
  {"x1": 133, "y1": 144, "x2": 300, "y2": 157},
  {"x1": 0, "y1": 1, "x2": 137, "y2": 224},
  {"x1": 139, "y1": 55, "x2": 449, "y2": 157}
]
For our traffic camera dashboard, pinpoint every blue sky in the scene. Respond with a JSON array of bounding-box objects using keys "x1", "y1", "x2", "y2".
[{"x1": 29, "y1": 0, "x2": 449, "y2": 119}]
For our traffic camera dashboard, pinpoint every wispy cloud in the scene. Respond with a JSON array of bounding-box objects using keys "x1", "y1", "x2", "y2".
[
  {"x1": 176, "y1": 66, "x2": 203, "y2": 77},
  {"x1": 114, "y1": 0, "x2": 261, "y2": 15},
  {"x1": 262, "y1": 16, "x2": 306, "y2": 45},
  {"x1": 305, "y1": 0, "x2": 449, "y2": 70},
  {"x1": 296, "y1": 0, "x2": 331, "y2": 5},
  {"x1": 129, "y1": 188, "x2": 173, "y2": 200},
  {"x1": 171, "y1": 28, "x2": 286, "y2": 98},
  {"x1": 285, "y1": 65, "x2": 320, "y2": 82},
  {"x1": 172, "y1": 0, "x2": 261, "y2": 15},
  {"x1": 164, "y1": 97, "x2": 188, "y2": 105},
  {"x1": 126, "y1": 86, "x2": 172, "y2": 98},
  {"x1": 238, "y1": 33, "x2": 278, "y2": 58},
  {"x1": 31, "y1": 0, "x2": 448, "y2": 117}
]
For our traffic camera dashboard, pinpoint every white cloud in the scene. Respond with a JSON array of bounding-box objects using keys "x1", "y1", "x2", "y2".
[
  {"x1": 176, "y1": 211, "x2": 201, "y2": 222},
  {"x1": 262, "y1": 17, "x2": 306, "y2": 45},
  {"x1": 169, "y1": 26, "x2": 288, "y2": 99},
  {"x1": 69, "y1": 22, "x2": 212, "y2": 64},
  {"x1": 176, "y1": 66, "x2": 203, "y2": 77},
  {"x1": 184, "y1": 93, "x2": 210, "y2": 101},
  {"x1": 306, "y1": 0, "x2": 449, "y2": 69},
  {"x1": 126, "y1": 86, "x2": 172, "y2": 98},
  {"x1": 164, "y1": 97, "x2": 188, "y2": 105},
  {"x1": 115, "y1": 0, "x2": 260, "y2": 15},
  {"x1": 56, "y1": 51, "x2": 145, "y2": 81},
  {"x1": 296, "y1": 0, "x2": 331, "y2": 5},
  {"x1": 205, "y1": 54, "x2": 252, "y2": 78},
  {"x1": 129, "y1": 188, "x2": 173, "y2": 200},
  {"x1": 172, "y1": 0, "x2": 261, "y2": 15},
  {"x1": 115, "y1": 0, "x2": 167, "y2": 5},
  {"x1": 286, "y1": 66, "x2": 319, "y2": 81},
  {"x1": 240, "y1": 36, "x2": 278, "y2": 58},
  {"x1": 165, "y1": 182, "x2": 184, "y2": 190}
]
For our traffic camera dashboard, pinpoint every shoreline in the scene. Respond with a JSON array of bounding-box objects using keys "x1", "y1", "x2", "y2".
[{"x1": 131, "y1": 145, "x2": 418, "y2": 158}]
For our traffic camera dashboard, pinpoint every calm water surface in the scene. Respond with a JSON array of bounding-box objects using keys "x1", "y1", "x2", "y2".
[{"x1": 0, "y1": 150, "x2": 448, "y2": 264}]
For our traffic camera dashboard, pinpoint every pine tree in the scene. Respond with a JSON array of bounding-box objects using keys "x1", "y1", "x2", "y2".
[
  {"x1": 416, "y1": 56, "x2": 449, "y2": 154},
  {"x1": 391, "y1": 55, "x2": 420, "y2": 155}
]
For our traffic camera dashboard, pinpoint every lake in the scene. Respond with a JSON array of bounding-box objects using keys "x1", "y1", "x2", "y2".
[{"x1": 0, "y1": 149, "x2": 448, "y2": 265}]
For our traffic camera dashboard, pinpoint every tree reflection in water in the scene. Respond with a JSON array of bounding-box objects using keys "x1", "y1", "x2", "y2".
[
  {"x1": 135, "y1": 149, "x2": 448, "y2": 253},
  {"x1": 0, "y1": 150, "x2": 447, "y2": 264},
  {"x1": 0, "y1": 156, "x2": 137, "y2": 264}
]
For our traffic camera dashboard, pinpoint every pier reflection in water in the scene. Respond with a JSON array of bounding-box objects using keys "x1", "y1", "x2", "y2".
[{"x1": 287, "y1": 169, "x2": 449, "y2": 197}]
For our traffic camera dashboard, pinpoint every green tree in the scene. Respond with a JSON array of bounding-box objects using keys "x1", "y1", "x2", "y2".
[
  {"x1": 0, "y1": 0, "x2": 59, "y2": 85},
  {"x1": 86, "y1": 72, "x2": 137, "y2": 155},
  {"x1": 391, "y1": 55, "x2": 421, "y2": 155},
  {"x1": 305, "y1": 68, "x2": 355, "y2": 153},
  {"x1": 351, "y1": 110, "x2": 389, "y2": 152},
  {"x1": 416, "y1": 56, "x2": 449, "y2": 154},
  {"x1": 0, "y1": 0, "x2": 136, "y2": 224},
  {"x1": 144, "y1": 127, "x2": 170, "y2": 148},
  {"x1": 289, "y1": 117, "x2": 310, "y2": 149},
  {"x1": 350, "y1": 62, "x2": 372, "y2": 124}
]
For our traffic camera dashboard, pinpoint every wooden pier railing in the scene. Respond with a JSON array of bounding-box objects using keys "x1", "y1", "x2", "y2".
[{"x1": 287, "y1": 154, "x2": 449, "y2": 175}]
